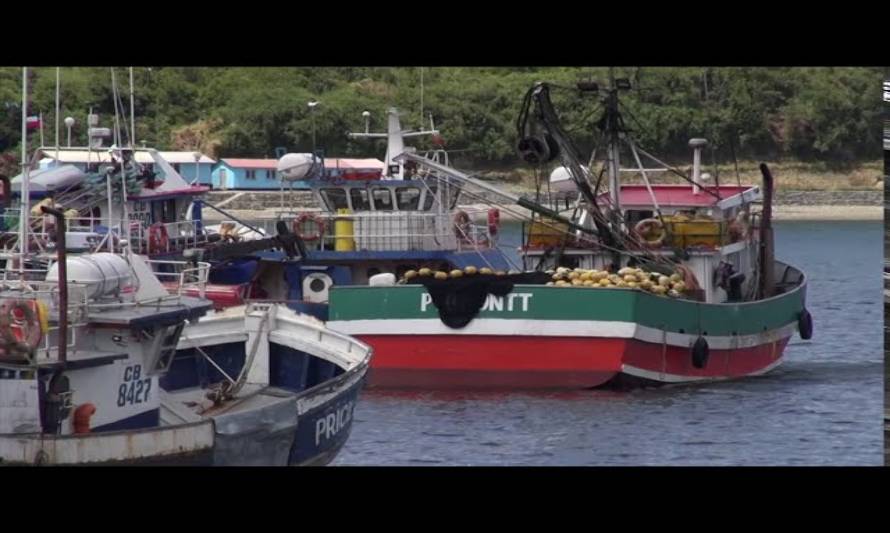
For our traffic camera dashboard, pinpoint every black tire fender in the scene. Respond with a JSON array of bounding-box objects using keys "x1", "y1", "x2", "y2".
[
  {"x1": 691, "y1": 336, "x2": 709, "y2": 369},
  {"x1": 798, "y1": 308, "x2": 813, "y2": 340}
]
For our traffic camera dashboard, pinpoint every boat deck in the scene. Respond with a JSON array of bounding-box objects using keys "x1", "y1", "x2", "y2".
[
  {"x1": 159, "y1": 384, "x2": 296, "y2": 425},
  {"x1": 81, "y1": 295, "x2": 213, "y2": 327}
]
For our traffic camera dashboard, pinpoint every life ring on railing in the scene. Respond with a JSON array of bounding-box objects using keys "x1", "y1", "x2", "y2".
[
  {"x1": 148, "y1": 223, "x2": 169, "y2": 254},
  {"x1": 487, "y1": 208, "x2": 500, "y2": 237},
  {"x1": 0, "y1": 299, "x2": 47, "y2": 357},
  {"x1": 634, "y1": 218, "x2": 666, "y2": 248},
  {"x1": 453, "y1": 210, "x2": 472, "y2": 242},
  {"x1": 293, "y1": 213, "x2": 325, "y2": 242}
]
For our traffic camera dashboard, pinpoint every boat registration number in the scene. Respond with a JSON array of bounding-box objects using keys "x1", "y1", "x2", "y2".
[{"x1": 117, "y1": 364, "x2": 152, "y2": 407}]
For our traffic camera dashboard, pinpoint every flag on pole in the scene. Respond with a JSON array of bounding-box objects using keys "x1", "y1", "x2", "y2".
[{"x1": 26, "y1": 115, "x2": 41, "y2": 130}]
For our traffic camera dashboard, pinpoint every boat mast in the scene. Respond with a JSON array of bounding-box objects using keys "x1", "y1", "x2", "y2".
[
  {"x1": 419, "y1": 67, "x2": 424, "y2": 130},
  {"x1": 19, "y1": 67, "x2": 30, "y2": 273},
  {"x1": 55, "y1": 67, "x2": 60, "y2": 162},
  {"x1": 606, "y1": 68, "x2": 621, "y2": 218},
  {"x1": 129, "y1": 67, "x2": 136, "y2": 148}
]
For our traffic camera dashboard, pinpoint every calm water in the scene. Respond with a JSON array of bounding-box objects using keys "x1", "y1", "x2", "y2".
[{"x1": 333, "y1": 221, "x2": 883, "y2": 466}]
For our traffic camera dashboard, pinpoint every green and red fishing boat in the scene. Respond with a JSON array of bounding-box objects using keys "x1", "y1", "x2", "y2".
[
  {"x1": 329, "y1": 262, "x2": 807, "y2": 388},
  {"x1": 326, "y1": 77, "x2": 813, "y2": 389}
]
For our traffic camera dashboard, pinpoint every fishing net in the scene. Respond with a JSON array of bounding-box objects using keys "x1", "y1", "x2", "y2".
[{"x1": 408, "y1": 272, "x2": 551, "y2": 329}]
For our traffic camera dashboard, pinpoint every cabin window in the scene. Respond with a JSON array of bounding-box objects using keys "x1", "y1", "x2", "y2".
[
  {"x1": 267, "y1": 169, "x2": 276, "y2": 179},
  {"x1": 173, "y1": 163, "x2": 181, "y2": 172},
  {"x1": 350, "y1": 189, "x2": 371, "y2": 211},
  {"x1": 421, "y1": 186, "x2": 438, "y2": 210},
  {"x1": 321, "y1": 188, "x2": 349, "y2": 211},
  {"x1": 371, "y1": 188, "x2": 394, "y2": 211},
  {"x1": 395, "y1": 187, "x2": 421, "y2": 210},
  {"x1": 245, "y1": 169, "x2": 256, "y2": 180}
]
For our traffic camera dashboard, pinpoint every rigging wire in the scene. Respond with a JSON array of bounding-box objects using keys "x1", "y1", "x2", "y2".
[{"x1": 517, "y1": 82, "x2": 686, "y2": 269}]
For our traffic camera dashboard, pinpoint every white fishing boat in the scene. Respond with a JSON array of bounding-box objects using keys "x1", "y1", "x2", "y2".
[{"x1": 0, "y1": 68, "x2": 372, "y2": 465}]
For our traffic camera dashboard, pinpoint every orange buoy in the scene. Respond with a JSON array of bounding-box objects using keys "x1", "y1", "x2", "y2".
[{"x1": 73, "y1": 403, "x2": 97, "y2": 434}]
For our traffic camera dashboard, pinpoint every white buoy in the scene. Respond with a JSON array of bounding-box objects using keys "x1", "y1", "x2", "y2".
[
  {"x1": 369, "y1": 273, "x2": 396, "y2": 286},
  {"x1": 549, "y1": 166, "x2": 577, "y2": 193},
  {"x1": 277, "y1": 153, "x2": 315, "y2": 181}
]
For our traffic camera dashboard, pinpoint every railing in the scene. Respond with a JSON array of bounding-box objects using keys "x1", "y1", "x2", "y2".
[
  {"x1": 270, "y1": 209, "x2": 497, "y2": 253},
  {"x1": 522, "y1": 215, "x2": 750, "y2": 252},
  {"x1": 147, "y1": 259, "x2": 210, "y2": 298},
  {"x1": 0, "y1": 280, "x2": 97, "y2": 364},
  {"x1": 129, "y1": 219, "x2": 209, "y2": 255},
  {"x1": 0, "y1": 259, "x2": 211, "y2": 364},
  {"x1": 0, "y1": 209, "x2": 213, "y2": 256},
  {"x1": 0, "y1": 211, "x2": 125, "y2": 255}
]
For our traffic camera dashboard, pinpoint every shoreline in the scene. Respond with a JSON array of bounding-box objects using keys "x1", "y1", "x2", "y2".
[{"x1": 202, "y1": 204, "x2": 882, "y2": 223}]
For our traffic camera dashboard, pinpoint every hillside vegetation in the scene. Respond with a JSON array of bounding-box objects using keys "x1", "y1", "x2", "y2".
[{"x1": 0, "y1": 67, "x2": 882, "y2": 177}]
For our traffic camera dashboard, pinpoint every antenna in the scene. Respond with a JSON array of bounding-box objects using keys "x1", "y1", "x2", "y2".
[
  {"x1": 19, "y1": 67, "x2": 30, "y2": 271},
  {"x1": 129, "y1": 67, "x2": 136, "y2": 148},
  {"x1": 419, "y1": 66, "x2": 424, "y2": 129},
  {"x1": 55, "y1": 67, "x2": 60, "y2": 161},
  {"x1": 348, "y1": 107, "x2": 440, "y2": 180}
]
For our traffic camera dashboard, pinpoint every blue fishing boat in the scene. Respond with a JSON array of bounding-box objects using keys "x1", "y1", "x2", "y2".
[{"x1": 191, "y1": 107, "x2": 516, "y2": 320}]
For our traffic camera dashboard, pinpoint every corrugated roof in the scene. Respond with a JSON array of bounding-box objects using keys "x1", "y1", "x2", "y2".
[
  {"x1": 39, "y1": 148, "x2": 216, "y2": 164},
  {"x1": 221, "y1": 158, "x2": 278, "y2": 169},
  {"x1": 603, "y1": 184, "x2": 754, "y2": 208}
]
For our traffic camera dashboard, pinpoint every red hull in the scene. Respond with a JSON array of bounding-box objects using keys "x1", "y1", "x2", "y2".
[{"x1": 360, "y1": 335, "x2": 790, "y2": 389}]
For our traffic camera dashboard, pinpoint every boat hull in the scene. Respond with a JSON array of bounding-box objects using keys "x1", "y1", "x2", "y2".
[
  {"x1": 0, "y1": 420, "x2": 217, "y2": 466},
  {"x1": 359, "y1": 335, "x2": 789, "y2": 389},
  {"x1": 0, "y1": 365, "x2": 368, "y2": 466},
  {"x1": 328, "y1": 263, "x2": 807, "y2": 389},
  {"x1": 289, "y1": 366, "x2": 367, "y2": 466}
]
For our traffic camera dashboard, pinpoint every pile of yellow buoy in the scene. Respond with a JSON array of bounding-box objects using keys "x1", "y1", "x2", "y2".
[
  {"x1": 401, "y1": 266, "x2": 514, "y2": 282},
  {"x1": 546, "y1": 266, "x2": 688, "y2": 298},
  {"x1": 398, "y1": 265, "x2": 689, "y2": 298}
]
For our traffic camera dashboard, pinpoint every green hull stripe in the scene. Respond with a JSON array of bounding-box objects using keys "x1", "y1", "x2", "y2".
[{"x1": 330, "y1": 281, "x2": 806, "y2": 337}]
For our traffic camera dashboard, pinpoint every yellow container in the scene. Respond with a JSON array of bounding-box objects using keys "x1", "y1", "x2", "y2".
[
  {"x1": 526, "y1": 216, "x2": 570, "y2": 248},
  {"x1": 36, "y1": 301, "x2": 50, "y2": 334},
  {"x1": 334, "y1": 208, "x2": 355, "y2": 251},
  {"x1": 663, "y1": 214, "x2": 723, "y2": 248}
]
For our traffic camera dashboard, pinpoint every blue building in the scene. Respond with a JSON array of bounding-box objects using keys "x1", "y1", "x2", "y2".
[
  {"x1": 38, "y1": 148, "x2": 216, "y2": 186},
  {"x1": 212, "y1": 159, "x2": 281, "y2": 190},
  {"x1": 211, "y1": 158, "x2": 384, "y2": 190}
]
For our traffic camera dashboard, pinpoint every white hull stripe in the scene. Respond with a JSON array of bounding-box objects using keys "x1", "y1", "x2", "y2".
[
  {"x1": 326, "y1": 318, "x2": 799, "y2": 350},
  {"x1": 620, "y1": 357, "x2": 785, "y2": 383}
]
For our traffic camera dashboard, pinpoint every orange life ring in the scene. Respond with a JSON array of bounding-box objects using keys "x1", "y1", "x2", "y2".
[
  {"x1": 453, "y1": 210, "x2": 471, "y2": 242},
  {"x1": 0, "y1": 299, "x2": 44, "y2": 357},
  {"x1": 149, "y1": 222, "x2": 169, "y2": 254},
  {"x1": 487, "y1": 208, "x2": 500, "y2": 237},
  {"x1": 293, "y1": 213, "x2": 325, "y2": 242},
  {"x1": 634, "y1": 218, "x2": 666, "y2": 248}
]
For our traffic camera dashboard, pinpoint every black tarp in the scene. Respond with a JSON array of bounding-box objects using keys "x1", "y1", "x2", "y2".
[{"x1": 408, "y1": 272, "x2": 552, "y2": 329}]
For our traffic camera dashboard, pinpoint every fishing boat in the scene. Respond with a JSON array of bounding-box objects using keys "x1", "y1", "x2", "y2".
[
  {"x1": 187, "y1": 106, "x2": 515, "y2": 317},
  {"x1": 0, "y1": 68, "x2": 372, "y2": 465},
  {"x1": 0, "y1": 251, "x2": 370, "y2": 465},
  {"x1": 323, "y1": 76, "x2": 813, "y2": 389}
]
